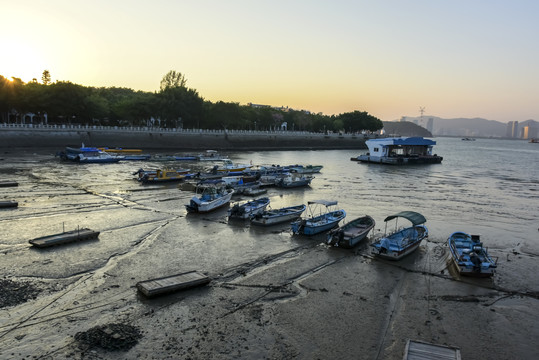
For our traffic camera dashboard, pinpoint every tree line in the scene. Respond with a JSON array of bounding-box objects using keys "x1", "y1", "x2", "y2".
[{"x1": 0, "y1": 70, "x2": 383, "y2": 133}]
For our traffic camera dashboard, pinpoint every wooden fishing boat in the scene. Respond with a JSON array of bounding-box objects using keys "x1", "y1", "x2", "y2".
[
  {"x1": 370, "y1": 211, "x2": 428, "y2": 260},
  {"x1": 291, "y1": 200, "x2": 346, "y2": 236},
  {"x1": 327, "y1": 215, "x2": 375, "y2": 248},
  {"x1": 447, "y1": 232, "x2": 497, "y2": 277},
  {"x1": 185, "y1": 180, "x2": 234, "y2": 213},
  {"x1": 137, "y1": 168, "x2": 190, "y2": 183},
  {"x1": 29, "y1": 228, "x2": 100, "y2": 248},
  {"x1": 228, "y1": 197, "x2": 270, "y2": 220},
  {"x1": 251, "y1": 204, "x2": 306, "y2": 226}
]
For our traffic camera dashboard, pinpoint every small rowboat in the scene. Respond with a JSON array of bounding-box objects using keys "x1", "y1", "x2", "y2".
[{"x1": 327, "y1": 215, "x2": 375, "y2": 248}]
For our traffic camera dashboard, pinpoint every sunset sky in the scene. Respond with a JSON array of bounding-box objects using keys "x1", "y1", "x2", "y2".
[{"x1": 2, "y1": 1, "x2": 538, "y2": 123}]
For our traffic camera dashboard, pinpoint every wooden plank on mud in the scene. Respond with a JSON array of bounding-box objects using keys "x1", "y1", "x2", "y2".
[
  {"x1": 403, "y1": 339, "x2": 461, "y2": 360},
  {"x1": 0, "y1": 200, "x2": 18, "y2": 208},
  {"x1": 29, "y1": 228, "x2": 100, "y2": 248},
  {"x1": 137, "y1": 271, "x2": 211, "y2": 298},
  {"x1": 0, "y1": 181, "x2": 18, "y2": 187}
]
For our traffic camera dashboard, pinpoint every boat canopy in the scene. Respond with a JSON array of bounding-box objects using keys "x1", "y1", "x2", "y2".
[
  {"x1": 307, "y1": 200, "x2": 337, "y2": 206},
  {"x1": 384, "y1": 211, "x2": 426, "y2": 225}
]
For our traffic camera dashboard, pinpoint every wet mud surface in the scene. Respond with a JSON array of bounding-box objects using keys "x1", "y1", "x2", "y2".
[{"x1": 0, "y1": 147, "x2": 538, "y2": 359}]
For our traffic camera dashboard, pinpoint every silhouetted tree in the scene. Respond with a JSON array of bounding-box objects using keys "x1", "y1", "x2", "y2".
[
  {"x1": 41, "y1": 70, "x2": 51, "y2": 85},
  {"x1": 160, "y1": 70, "x2": 187, "y2": 91}
]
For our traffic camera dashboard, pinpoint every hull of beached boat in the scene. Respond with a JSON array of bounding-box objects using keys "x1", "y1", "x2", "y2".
[
  {"x1": 327, "y1": 215, "x2": 375, "y2": 248},
  {"x1": 185, "y1": 191, "x2": 233, "y2": 213},
  {"x1": 251, "y1": 205, "x2": 306, "y2": 226}
]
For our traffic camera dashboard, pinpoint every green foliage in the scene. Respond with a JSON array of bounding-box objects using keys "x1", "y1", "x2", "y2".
[
  {"x1": 0, "y1": 70, "x2": 384, "y2": 132},
  {"x1": 160, "y1": 70, "x2": 187, "y2": 92}
]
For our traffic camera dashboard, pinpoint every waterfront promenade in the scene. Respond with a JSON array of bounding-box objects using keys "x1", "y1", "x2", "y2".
[{"x1": 0, "y1": 123, "x2": 369, "y2": 150}]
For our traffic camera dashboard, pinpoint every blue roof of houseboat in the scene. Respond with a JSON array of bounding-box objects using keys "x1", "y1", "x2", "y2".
[{"x1": 366, "y1": 137, "x2": 436, "y2": 146}]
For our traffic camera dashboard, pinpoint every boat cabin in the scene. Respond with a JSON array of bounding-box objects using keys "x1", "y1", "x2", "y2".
[
  {"x1": 357, "y1": 137, "x2": 442, "y2": 164},
  {"x1": 367, "y1": 137, "x2": 436, "y2": 158}
]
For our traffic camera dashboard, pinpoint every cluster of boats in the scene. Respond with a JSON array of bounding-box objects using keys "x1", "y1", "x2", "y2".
[
  {"x1": 134, "y1": 162, "x2": 319, "y2": 192},
  {"x1": 54, "y1": 142, "x2": 498, "y2": 278},
  {"x1": 57, "y1": 147, "x2": 237, "y2": 164},
  {"x1": 184, "y1": 181, "x2": 498, "y2": 277}
]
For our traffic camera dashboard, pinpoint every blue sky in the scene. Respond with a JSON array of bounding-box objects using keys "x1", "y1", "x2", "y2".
[{"x1": 2, "y1": 0, "x2": 538, "y2": 122}]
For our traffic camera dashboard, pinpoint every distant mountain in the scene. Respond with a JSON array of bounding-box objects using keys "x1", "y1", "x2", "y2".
[
  {"x1": 381, "y1": 121, "x2": 432, "y2": 137},
  {"x1": 392, "y1": 116, "x2": 538, "y2": 138}
]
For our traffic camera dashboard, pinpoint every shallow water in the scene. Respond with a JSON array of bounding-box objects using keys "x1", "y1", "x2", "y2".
[{"x1": 0, "y1": 137, "x2": 538, "y2": 358}]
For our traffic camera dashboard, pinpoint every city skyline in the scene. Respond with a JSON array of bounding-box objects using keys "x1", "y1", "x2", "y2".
[{"x1": 2, "y1": 1, "x2": 538, "y2": 124}]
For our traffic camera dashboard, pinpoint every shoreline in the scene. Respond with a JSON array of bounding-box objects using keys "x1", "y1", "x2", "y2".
[{"x1": 0, "y1": 125, "x2": 368, "y2": 150}]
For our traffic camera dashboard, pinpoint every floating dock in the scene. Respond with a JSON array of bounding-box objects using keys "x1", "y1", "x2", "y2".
[
  {"x1": 137, "y1": 270, "x2": 211, "y2": 298},
  {"x1": 0, "y1": 200, "x2": 18, "y2": 208},
  {"x1": 29, "y1": 228, "x2": 100, "y2": 248},
  {"x1": 403, "y1": 339, "x2": 461, "y2": 360},
  {"x1": 0, "y1": 181, "x2": 18, "y2": 187}
]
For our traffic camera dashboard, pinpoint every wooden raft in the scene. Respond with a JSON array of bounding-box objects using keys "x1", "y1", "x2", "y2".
[
  {"x1": 0, "y1": 200, "x2": 18, "y2": 208},
  {"x1": 137, "y1": 270, "x2": 211, "y2": 298},
  {"x1": 29, "y1": 228, "x2": 100, "y2": 248},
  {"x1": 403, "y1": 339, "x2": 461, "y2": 360}
]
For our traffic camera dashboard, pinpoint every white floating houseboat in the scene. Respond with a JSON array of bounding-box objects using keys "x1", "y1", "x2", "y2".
[{"x1": 355, "y1": 137, "x2": 443, "y2": 165}]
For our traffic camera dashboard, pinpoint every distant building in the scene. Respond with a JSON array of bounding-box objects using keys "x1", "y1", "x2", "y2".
[
  {"x1": 522, "y1": 125, "x2": 538, "y2": 139},
  {"x1": 506, "y1": 121, "x2": 519, "y2": 138},
  {"x1": 400, "y1": 116, "x2": 407, "y2": 122}
]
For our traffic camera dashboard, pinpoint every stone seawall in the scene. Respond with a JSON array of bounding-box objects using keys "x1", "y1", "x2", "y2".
[{"x1": 0, "y1": 126, "x2": 368, "y2": 150}]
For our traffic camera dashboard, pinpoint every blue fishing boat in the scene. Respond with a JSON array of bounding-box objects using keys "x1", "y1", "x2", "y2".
[
  {"x1": 448, "y1": 232, "x2": 497, "y2": 277},
  {"x1": 185, "y1": 180, "x2": 234, "y2": 213},
  {"x1": 370, "y1": 211, "x2": 428, "y2": 260},
  {"x1": 60, "y1": 146, "x2": 124, "y2": 163},
  {"x1": 291, "y1": 200, "x2": 346, "y2": 236},
  {"x1": 228, "y1": 197, "x2": 270, "y2": 220},
  {"x1": 251, "y1": 204, "x2": 306, "y2": 226}
]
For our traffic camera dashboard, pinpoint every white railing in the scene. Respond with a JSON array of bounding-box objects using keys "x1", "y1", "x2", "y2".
[{"x1": 0, "y1": 122, "x2": 371, "y2": 138}]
